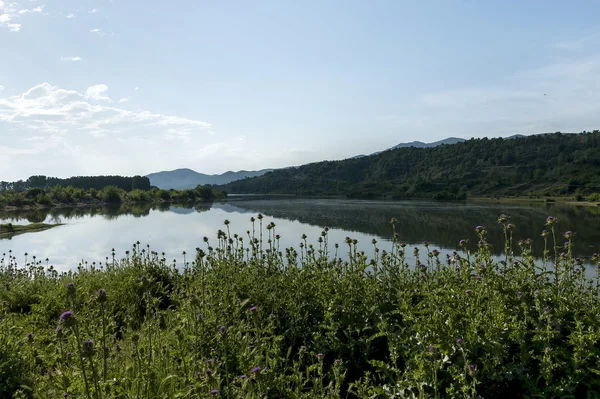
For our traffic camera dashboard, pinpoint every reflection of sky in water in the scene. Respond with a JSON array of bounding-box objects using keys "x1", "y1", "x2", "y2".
[{"x1": 0, "y1": 200, "x2": 598, "y2": 276}]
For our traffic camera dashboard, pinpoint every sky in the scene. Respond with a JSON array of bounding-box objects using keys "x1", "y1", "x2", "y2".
[{"x1": 1, "y1": 0, "x2": 600, "y2": 181}]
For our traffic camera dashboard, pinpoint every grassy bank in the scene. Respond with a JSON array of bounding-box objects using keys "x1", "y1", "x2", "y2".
[
  {"x1": 0, "y1": 223, "x2": 62, "y2": 238},
  {"x1": 1, "y1": 215, "x2": 600, "y2": 398}
]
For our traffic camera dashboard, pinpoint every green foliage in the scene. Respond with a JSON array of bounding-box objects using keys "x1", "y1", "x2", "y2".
[
  {"x1": 0, "y1": 185, "x2": 225, "y2": 210},
  {"x1": 1, "y1": 216, "x2": 600, "y2": 398},
  {"x1": 223, "y1": 131, "x2": 600, "y2": 199},
  {"x1": 1, "y1": 175, "x2": 152, "y2": 193}
]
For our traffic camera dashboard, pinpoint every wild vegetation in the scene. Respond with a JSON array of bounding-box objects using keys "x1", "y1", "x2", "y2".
[
  {"x1": 1, "y1": 215, "x2": 599, "y2": 398},
  {"x1": 221, "y1": 131, "x2": 600, "y2": 200},
  {"x1": 0, "y1": 175, "x2": 152, "y2": 193},
  {"x1": 0, "y1": 184, "x2": 226, "y2": 210}
]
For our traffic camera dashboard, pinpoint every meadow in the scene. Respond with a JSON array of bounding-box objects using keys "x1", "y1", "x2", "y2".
[{"x1": 1, "y1": 214, "x2": 599, "y2": 398}]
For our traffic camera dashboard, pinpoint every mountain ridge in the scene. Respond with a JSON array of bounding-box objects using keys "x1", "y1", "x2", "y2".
[{"x1": 146, "y1": 168, "x2": 274, "y2": 190}]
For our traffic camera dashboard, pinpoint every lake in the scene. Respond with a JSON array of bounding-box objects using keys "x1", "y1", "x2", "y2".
[{"x1": 1, "y1": 198, "x2": 599, "y2": 272}]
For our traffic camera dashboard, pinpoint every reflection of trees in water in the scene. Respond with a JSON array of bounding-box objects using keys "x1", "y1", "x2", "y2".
[
  {"x1": 0, "y1": 202, "x2": 214, "y2": 223},
  {"x1": 231, "y1": 201, "x2": 600, "y2": 257}
]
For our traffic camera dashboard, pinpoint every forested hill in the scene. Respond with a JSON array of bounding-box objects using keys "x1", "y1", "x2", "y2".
[{"x1": 221, "y1": 131, "x2": 600, "y2": 199}]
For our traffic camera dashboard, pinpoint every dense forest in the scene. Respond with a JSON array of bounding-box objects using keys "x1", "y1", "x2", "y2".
[
  {"x1": 0, "y1": 184, "x2": 226, "y2": 209},
  {"x1": 0, "y1": 175, "x2": 151, "y2": 192},
  {"x1": 221, "y1": 131, "x2": 600, "y2": 199}
]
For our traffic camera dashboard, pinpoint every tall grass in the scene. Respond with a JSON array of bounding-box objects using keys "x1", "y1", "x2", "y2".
[{"x1": 1, "y1": 214, "x2": 599, "y2": 398}]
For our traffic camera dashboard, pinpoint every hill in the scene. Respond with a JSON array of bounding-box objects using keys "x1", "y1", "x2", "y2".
[
  {"x1": 146, "y1": 168, "x2": 273, "y2": 190},
  {"x1": 221, "y1": 131, "x2": 600, "y2": 199},
  {"x1": 351, "y1": 137, "x2": 466, "y2": 158}
]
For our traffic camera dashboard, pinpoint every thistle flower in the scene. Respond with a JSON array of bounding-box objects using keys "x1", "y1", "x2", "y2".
[
  {"x1": 564, "y1": 231, "x2": 574, "y2": 239},
  {"x1": 475, "y1": 225, "x2": 485, "y2": 233},
  {"x1": 219, "y1": 326, "x2": 227, "y2": 334},
  {"x1": 65, "y1": 282, "x2": 75, "y2": 296},
  {"x1": 543, "y1": 307, "x2": 550, "y2": 313},
  {"x1": 252, "y1": 366, "x2": 262, "y2": 374},
  {"x1": 239, "y1": 375, "x2": 247, "y2": 380},
  {"x1": 541, "y1": 229, "x2": 549, "y2": 237},
  {"x1": 206, "y1": 369, "x2": 213, "y2": 376},
  {"x1": 248, "y1": 306, "x2": 257, "y2": 312},
  {"x1": 465, "y1": 289, "x2": 473, "y2": 295},
  {"x1": 459, "y1": 239, "x2": 467, "y2": 246},
  {"x1": 26, "y1": 332, "x2": 34, "y2": 343},
  {"x1": 60, "y1": 310, "x2": 75, "y2": 327},
  {"x1": 546, "y1": 216, "x2": 556, "y2": 226},
  {"x1": 82, "y1": 338, "x2": 95, "y2": 357},
  {"x1": 456, "y1": 338, "x2": 463, "y2": 344},
  {"x1": 210, "y1": 389, "x2": 219, "y2": 396},
  {"x1": 516, "y1": 291, "x2": 522, "y2": 297},
  {"x1": 317, "y1": 353, "x2": 324, "y2": 359},
  {"x1": 428, "y1": 344, "x2": 436, "y2": 352}
]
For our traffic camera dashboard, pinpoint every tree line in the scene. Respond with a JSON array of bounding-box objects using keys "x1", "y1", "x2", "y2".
[
  {"x1": 0, "y1": 175, "x2": 151, "y2": 192},
  {"x1": 221, "y1": 131, "x2": 600, "y2": 199}
]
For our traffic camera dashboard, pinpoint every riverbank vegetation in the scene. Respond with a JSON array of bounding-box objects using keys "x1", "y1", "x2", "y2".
[
  {"x1": 222, "y1": 131, "x2": 600, "y2": 200},
  {"x1": 0, "y1": 184, "x2": 227, "y2": 211},
  {"x1": 1, "y1": 215, "x2": 600, "y2": 398}
]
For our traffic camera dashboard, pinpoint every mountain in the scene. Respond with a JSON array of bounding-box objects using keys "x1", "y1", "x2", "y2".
[
  {"x1": 351, "y1": 137, "x2": 466, "y2": 159},
  {"x1": 146, "y1": 168, "x2": 273, "y2": 190},
  {"x1": 220, "y1": 131, "x2": 600, "y2": 199}
]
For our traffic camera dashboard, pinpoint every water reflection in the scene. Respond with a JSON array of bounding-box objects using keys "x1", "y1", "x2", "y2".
[{"x1": 0, "y1": 199, "x2": 599, "y2": 271}]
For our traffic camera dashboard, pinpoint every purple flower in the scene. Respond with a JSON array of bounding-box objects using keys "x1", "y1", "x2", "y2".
[
  {"x1": 26, "y1": 332, "x2": 34, "y2": 343},
  {"x1": 543, "y1": 307, "x2": 550, "y2": 313},
  {"x1": 459, "y1": 239, "x2": 467, "y2": 246},
  {"x1": 252, "y1": 366, "x2": 262, "y2": 374},
  {"x1": 475, "y1": 275, "x2": 482, "y2": 281},
  {"x1": 564, "y1": 231, "x2": 573, "y2": 239},
  {"x1": 210, "y1": 389, "x2": 219, "y2": 396},
  {"x1": 456, "y1": 338, "x2": 463, "y2": 344},
  {"x1": 516, "y1": 291, "x2": 522, "y2": 296},
  {"x1": 219, "y1": 326, "x2": 227, "y2": 334},
  {"x1": 239, "y1": 374, "x2": 247, "y2": 380},
  {"x1": 206, "y1": 369, "x2": 213, "y2": 376},
  {"x1": 546, "y1": 216, "x2": 555, "y2": 225},
  {"x1": 428, "y1": 344, "x2": 435, "y2": 352},
  {"x1": 465, "y1": 290, "x2": 473, "y2": 295},
  {"x1": 248, "y1": 306, "x2": 257, "y2": 312},
  {"x1": 60, "y1": 310, "x2": 75, "y2": 327},
  {"x1": 300, "y1": 345, "x2": 307, "y2": 351},
  {"x1": 475, "y1": 225, "x2": 485, "y2": 232},
  {"x1": 65, "y1": 282, "x2": 75, "y2": 296},
  {"x1": 317, "y1": 353, "x2": 324, "y2": 358},
  {"x1": 207, "y1": 359, "x2": 213, "y2": 364}
]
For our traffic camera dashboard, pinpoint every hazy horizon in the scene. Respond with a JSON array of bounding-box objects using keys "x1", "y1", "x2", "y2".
[{"x1": 2, "y1": 0, "x2": 600, "y2": 181}]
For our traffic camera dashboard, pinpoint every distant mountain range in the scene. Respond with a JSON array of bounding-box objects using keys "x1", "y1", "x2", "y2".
[
  {"x1": 351, "y1": 137, "x2": 467, "y2": 158},
  {"x1": 146, "y1": 168, "x2": 274, "y2": 190}
]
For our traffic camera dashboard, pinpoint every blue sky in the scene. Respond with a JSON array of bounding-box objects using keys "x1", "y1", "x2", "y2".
[{"x1": 1, "y1": 0, "x2": 600, "y2": 181}]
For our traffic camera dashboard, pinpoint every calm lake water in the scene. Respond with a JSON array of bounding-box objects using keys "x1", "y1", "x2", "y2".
[{"x1": 1, "y1": 198, "x2": 599, "y2": 272}]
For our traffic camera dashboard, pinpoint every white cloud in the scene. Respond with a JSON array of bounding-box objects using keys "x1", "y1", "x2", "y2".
[
  {"x1": 134, "y1": 87, "x2": 139, "y2": 91},
  {"x1": 118, "y1": 97, "x2": 129, "y2": 103},
  {"x1": 88, "y1": 8, "x2": 98, "y2": 13},
  {"x1": 0, "y1": 85, "x2": 4, "y2": 92},
  {"x1": 0, "y1": 83, "x2": 216, "y2": 179},
  {"x1": 1, "y1": 1, "x2": 46, "y2": 31},
  {"x1": 66, "y1": 13, "x2": 75, "y2": 19},
  {"x1": 61, "y1": 56, "x2": 82, "y2": 62},
  {"x1": 18, "y1": 5, "x2": 45, "y2": 14},
  {"x1": 90, "y1": 28, "x2": 105, "y2": 36},
  {"x1": 84, "y1": 84, "x2": 111, "y2": 101}
]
